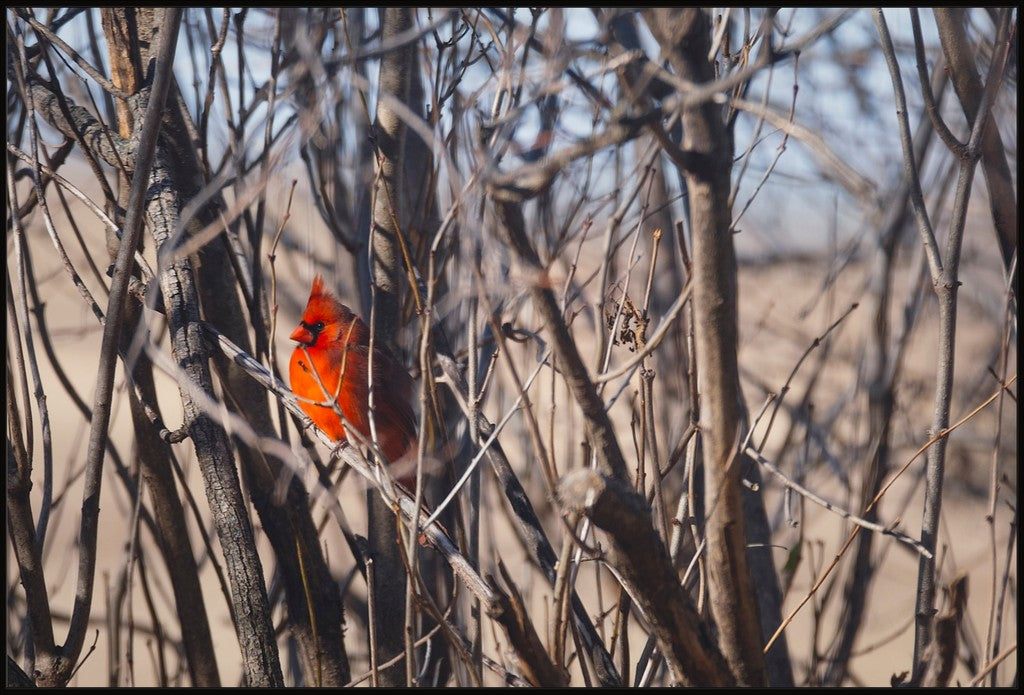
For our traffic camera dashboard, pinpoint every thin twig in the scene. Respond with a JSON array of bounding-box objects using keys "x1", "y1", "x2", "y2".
[
  {"x1": 764, "y1": 375, "x2": 1018, "y2": 654},
  {"x1": 745, "y1": 446, "x2": 931, "y2": 557},
  {"x1": 871, "y1": 9, "x2": 943, "y2": 282},
  {"x1": 968, "y1": 641, "x2": 1017, "y2": 687},
  {"x1": 908, "y1": 10, "x2": 963, "y2": 155}
]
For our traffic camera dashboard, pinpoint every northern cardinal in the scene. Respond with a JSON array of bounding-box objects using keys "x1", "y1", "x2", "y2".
[{"x1": 289, "y1": 275, "x2": 417, "y2": 482}]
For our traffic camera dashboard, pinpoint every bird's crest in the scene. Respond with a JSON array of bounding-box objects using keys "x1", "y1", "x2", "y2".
[
  {"x1": 311, "y1": 273, "x2": 326, "y2": 298},
  {"x1": 308, "y1": 273, "x2": 341, "y2": 306}
]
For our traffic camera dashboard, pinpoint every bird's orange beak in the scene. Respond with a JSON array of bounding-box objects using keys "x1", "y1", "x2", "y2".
[{"x1": 290, "y1": 324, "x2": 313, "y2": 345}]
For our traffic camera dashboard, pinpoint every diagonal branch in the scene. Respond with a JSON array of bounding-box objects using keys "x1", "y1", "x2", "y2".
[
  {"x1": 187, "y1": 321, "x2": 564, "y2": 688},
  {"x1": 557, "y1": 469, "x2": 733, "y2": 686},
  {"x1": 489, "y1": 196, "x2": 631, "y2": 483},
  {"x1": 433, "y1": 352, "x2": 623, "y2": 685},
  {"x1": 744, "y1": 446, "x2": 932, "y2": 557}
]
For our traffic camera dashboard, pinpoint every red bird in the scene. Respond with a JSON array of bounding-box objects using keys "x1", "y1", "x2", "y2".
[{"x1": 289, "y1": 275, "x2": 417, "y2": 481}]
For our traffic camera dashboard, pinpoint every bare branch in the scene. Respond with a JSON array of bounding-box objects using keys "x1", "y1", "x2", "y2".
[
  {"x1": 557, "y1": 468, "x2": 733, "y2": 686},
  {"x1": 744, "y1": 446, "x2": 932, "y2": 557}
]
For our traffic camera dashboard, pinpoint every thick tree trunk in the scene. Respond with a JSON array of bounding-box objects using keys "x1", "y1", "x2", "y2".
[
  {"x1": 366, "y1": 7, "x2": 417, "y2": 686},
  {"x1": 645, "y1": 8, "x2": 767, "y2": 686},
  {"x1": 100, "y1": 11, "x2": 220, "y2": 685}
]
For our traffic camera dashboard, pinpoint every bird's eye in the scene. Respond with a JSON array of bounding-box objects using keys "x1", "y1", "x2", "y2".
[{"x1": 312, "y1": 321, "x2": 325, "y2": 332}]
